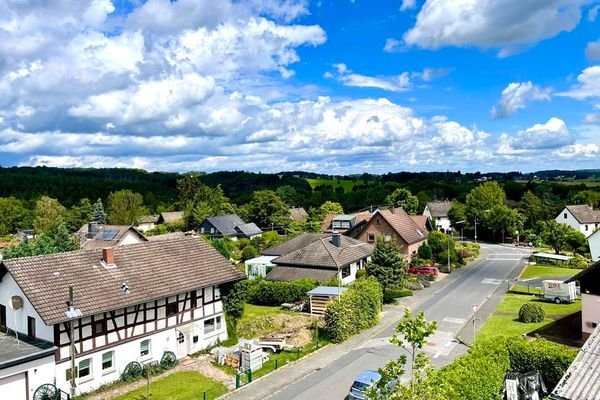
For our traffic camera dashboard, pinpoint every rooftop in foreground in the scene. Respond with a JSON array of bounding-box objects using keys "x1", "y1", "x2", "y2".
[{"x1": 0, "y1": 330, "x2": 56, "y2": 369}]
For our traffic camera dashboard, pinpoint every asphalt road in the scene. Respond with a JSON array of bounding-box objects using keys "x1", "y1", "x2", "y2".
[{"x1": 269, "y1": 243, "x2": 532, "y2": 400}]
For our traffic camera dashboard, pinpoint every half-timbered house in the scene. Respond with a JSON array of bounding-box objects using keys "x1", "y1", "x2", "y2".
[{"x1": 0, "y1": 236, "x2": 244, "y2": 397}]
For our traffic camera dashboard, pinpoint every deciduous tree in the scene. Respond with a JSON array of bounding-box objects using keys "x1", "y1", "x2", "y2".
[
  {"x1": 540, "y1": 220, "x2": 571, "y2": 254},
  {"x1": 386, "y1": 188, "x2": 419, "y2": 214},
  {"x1": 0, "y1": 197, "x2": 31, "y2": 236},
  {"x1": 34, "y1": 196, "x2": 66, "y2": 234},
  {"x1": 107, "y1": 190, "x2": 146, "y2": 225},
  {"x1": 244, "y1": 190, "x2": 289, "y2": 228}
]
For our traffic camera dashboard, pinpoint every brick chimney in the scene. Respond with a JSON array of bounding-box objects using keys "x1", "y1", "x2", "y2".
[{"x1": 102, "y1": 248, "x2": 114, "y2": 265}]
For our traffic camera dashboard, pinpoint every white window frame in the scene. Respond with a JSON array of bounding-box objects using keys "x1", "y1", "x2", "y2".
[
  {"x1": 140, "y1": 339, "x2": 151, "y2": 358},
  {"x1": 78, "y1": 358, "x2": 92, "y2": 382},
  {"x1": 204, "y1": 318, "x2": 216, "y2": 334}
]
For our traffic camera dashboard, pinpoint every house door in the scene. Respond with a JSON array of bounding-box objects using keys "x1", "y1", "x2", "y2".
[{"x1": 176, "y1": 331, "x2": 187, "y2": 359}]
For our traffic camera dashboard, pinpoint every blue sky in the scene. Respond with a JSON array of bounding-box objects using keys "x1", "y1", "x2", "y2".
[{"x1": 0, "y1": 0, "x2": 599, "y2": 174}]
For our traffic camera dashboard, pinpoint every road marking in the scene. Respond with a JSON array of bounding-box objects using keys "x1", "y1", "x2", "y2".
[
  {"x1": 486, "y1": 257, "x2": 522, "y2": 261},
  {"x1": 443, "y1": 317, "x2": 466, "y2": 324},
  {"x1": 433, "y1": 351, "x2": 441, "y2": 359},
  {"x1": 482, "y1": 278, "x2": 502, "y2": 285}
]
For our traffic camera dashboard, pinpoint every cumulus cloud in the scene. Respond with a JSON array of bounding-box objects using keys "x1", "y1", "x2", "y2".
[
  {"x1": 558, "y1": 66, "x2": 600, "y2": 100},
  {"x1": 498, "y1": 118, "x2": 574, "y2": 153},
  {"x1": 383, "y1": 38, "x2": 403, "y2": 53},
  {"x1": 491, "y1": 82, "x2": 552, "y2": 118},
  {"x1": 402, "y1": 0, "x2": 595, "y2": 57},
  {"x1": 586, "y1": 39, "x2": 600, "y2": 60}
]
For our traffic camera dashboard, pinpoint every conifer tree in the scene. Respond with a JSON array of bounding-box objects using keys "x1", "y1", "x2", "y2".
[
  {"x1": 366, "y1": 235, "x2": 407, "y2": 290},
  {"x1": 91, "y1": 198, "x2": 107, "y2": 224}
]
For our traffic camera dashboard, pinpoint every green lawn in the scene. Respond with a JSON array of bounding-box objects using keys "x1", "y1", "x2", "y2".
[
  {"x1": 306, "y1": 178, "x2": 363, "y2": 192},
  {"x1": 478, "y1": 292, "x2": 581, "y2": 341},
  {"x1": 114, "y1": 371, "x2": 227, "y2": 400},
  {"x1": 519, "y1": 264, "x2": 580, "y2": 280}
]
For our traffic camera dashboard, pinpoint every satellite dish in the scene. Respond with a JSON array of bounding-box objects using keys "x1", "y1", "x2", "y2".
[{"x1": 10, "y1": 295, "x2": 23, "y2": 310}]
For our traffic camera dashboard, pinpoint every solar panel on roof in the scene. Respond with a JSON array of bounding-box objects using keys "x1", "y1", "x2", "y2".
[{"x1": 99, "y1": 230, "x2": 118, "y2": 240}]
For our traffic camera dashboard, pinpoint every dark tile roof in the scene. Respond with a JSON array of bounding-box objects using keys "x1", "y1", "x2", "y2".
[
  {"x1": 206, "y1": 214, "x2": 245, "y2": 236},
  {"x1": 425, "y1": 201, "x2": 453, "y2": 218},
  {"x1": 289, "y1": 207, "x2": 308, "y2": 222},
  {"x1": 265, "y1": 266, "x2": 338, "y2": 282},
  {"x1": 378, "y1": 209, "x2": 428, "y2": 245},
  {"x1": 158, "y1": 211, "x2": 184, "y2": 224},
  {"x1": 565, "y1": 260, "x2": 600, "y2": 283},
  {"x1": 235, "y1": 222, "x2": 263, "y2": 237},
  {"x1": 1, "y1": 237, "x2": 244, "y2": 325},
  {"x1": 565, "y1": 205, "x2": 600, "y2": 224},
  {"x1": 0, "y1": 330, "x2": 56, "y2": 369},
  {"x1": 272, "y1": 235, "x2": 372, "y2": 269},
  {"x1": 146, "y1": 232, "x2": 186, "y2": 241},
  {"x1": 551, "y1": 325, "x2": 600, "y2": 400},
  {"x1": 262, "y1": 233, "x2": 330, "y2": 256}
]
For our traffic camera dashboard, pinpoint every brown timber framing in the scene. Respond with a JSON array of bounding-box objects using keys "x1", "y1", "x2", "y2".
[{"x1": 53, "y1": 286, "x2": 219, "y2": 363}]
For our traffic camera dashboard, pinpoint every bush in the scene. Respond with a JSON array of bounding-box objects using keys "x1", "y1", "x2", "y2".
[
  {"x1": 383, "y1": 288, "x2": 412, "y2": 303},
  {"x1": 246, "y1": 278, "x2": 318, "y2": 306},
  {"x1": 518, "y1": 303, "x2": 545, "y2": 323},
  {"x1": 324, "y1": 277, "x2": 382, "y2": 343},
  {"x1": 418, "y1": 244, "x2": 433, "y2": 260},
  {"x1": 241, "y1": 244, "x2": 258, "y2": 261},
  {"x1": 355, "y1": 269, "x2": 367, "y2": 280}
]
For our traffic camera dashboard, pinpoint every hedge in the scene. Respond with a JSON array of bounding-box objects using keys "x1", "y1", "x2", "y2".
[
  {"x1": 435, "y1": 336, "x2": 576, "y2": 399},
  {"x1": 324, "y1": 277, "x2": 382, "y2": 343},
  {"x1": 383, "y1": 288, "x2": 412, "y2": 304},
  {"x1": 246, "y1": 278, "x2": 318, "y2": 306}
]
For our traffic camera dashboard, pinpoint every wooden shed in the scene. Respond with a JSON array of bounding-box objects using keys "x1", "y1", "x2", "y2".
[{"x1": 307, "y1": 286, "x2": 347, "y2": 316}]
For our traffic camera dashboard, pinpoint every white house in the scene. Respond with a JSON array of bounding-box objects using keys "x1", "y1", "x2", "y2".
[
  {"x1": 423, "y1": 201, "x2": 453, "y2": 232},
  {"x1": 556, "y1": 205, "x2": 600, "y2": 238},
  {"x1": 589, "y1": 228, "x2": 600, "y2": 262},
  {"x1": 0, "y1": 236, "x2": 244, "y2": 398}
]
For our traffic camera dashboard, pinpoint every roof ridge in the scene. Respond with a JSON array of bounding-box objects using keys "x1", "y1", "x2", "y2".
[{"x1": 320, "y1": 237, "x2": 340, "y2": 268}]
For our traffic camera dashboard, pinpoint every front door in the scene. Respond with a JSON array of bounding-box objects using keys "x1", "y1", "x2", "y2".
[{"x1": 176, "y1": 331, "x2": 187, "y2": 359}]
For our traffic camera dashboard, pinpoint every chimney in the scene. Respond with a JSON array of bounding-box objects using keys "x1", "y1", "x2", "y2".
[
  {"x1": 332, "y1": 232, "x2": 341, "y2": 248},
  {"x1": 102, "y1": 248, "x2": 114, "y2": 265},
  {"x1": 88, "y1": 222, "x2": 99, "y2": 239}
]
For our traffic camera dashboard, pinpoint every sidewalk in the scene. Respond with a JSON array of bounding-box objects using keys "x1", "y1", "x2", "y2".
[{"x1": 219, "y1": 258, "x2": 485, "y2": 400}]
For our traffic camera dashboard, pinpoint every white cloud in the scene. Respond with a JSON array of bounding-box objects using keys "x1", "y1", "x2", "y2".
[
  {"x1": 414, "y1": 67, "x2": 453, "y2": 81},
  {"x1": 326, "y1": 64, "x2": 412, "y2": 92},
  {"x1": 402, "y1": 0, "x2": 595, "y2": 57},
  {"x1": 558, "y1": 66, "x2": 600, "y2": 100},
  {"x1": 553, "y1": 143, "x2": 599, "y2": 158},
  {"x1": 584, "y1": 113, "x2": 600, "y2": 124},
  {"x1": 498, "y1": 118, "x2": 574, "y2": 152},
  {"x1": 400, "y1": 0, "x2": 417, "y2": 11},
  {"x1": 586, "y1": 39, "x2": 600, "y2": 60},
  {"x1": 588, "y1": 5, "x2": 600, "y2": 21},
  {"x1": 491, "y1": 81, "x2": 552, "y2": 118},
  {"x1": 383, "y1": 38, "x2": 403, "y2": 53}
]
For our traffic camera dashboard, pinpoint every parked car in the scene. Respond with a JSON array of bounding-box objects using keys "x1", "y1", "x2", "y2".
[
  {"x1": 408, "y1": 266, "x2": 439, "y2": 276},
  {"x1": 348, "y1": 370, "x2": 381, "y2": 400}
]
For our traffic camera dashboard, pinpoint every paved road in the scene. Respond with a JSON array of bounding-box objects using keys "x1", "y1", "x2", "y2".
[{"x1": 268, "y1": 243, "x2": 532, "y2": 400}]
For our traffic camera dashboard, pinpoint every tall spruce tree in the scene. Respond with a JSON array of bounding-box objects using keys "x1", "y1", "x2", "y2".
[
  {"x1": 366, "y1": 235, "x2": 408, "y2": 290},
  {"x1": 91, "y1": 198, "x2": 107, "y2": 224}
]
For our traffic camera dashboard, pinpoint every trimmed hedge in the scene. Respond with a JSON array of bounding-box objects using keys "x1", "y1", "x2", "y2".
[
  {"x1": 436, "y1": 336, "x2": 576, "y2": 399},
  {"x1": 324, "y1": 277, "x2": 382, "y2": 343},
  {"x1": 246, "y1": 278, "x2": 318, "y2": 306},
  {"x1": 518, "y1": 303, "x2": 545, "y2": 323},
  {"x1": 383, "y1": 288, "x2": 413, "y2": 304}
]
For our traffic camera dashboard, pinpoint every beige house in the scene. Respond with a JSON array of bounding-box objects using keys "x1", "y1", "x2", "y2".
[{"x1": 566, "y1": 260, "x2": 600, "y2": 339}]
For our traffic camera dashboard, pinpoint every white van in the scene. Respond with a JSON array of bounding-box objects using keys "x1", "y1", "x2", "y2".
[{"x1": 542, "y1": 280, "x2": 577, "y2": 304}]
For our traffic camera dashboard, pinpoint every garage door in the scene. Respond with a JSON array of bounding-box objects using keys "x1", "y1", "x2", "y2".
[{"x1": 0, "y1": 372, "x2": 27, "y2": 400}]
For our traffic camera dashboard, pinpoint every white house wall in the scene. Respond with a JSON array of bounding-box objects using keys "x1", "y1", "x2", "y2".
[
  {"x1": 118, "y1": 231, "x2": 145, "y2": 246},
  {"x1": 0, "y1": 355, "x2": 56, "y2": 400},
  {"x1": 581, "y1": 293, "x2": 600, "y2": 338},
  {"x1": 0, "y1": 274, "x2": 54, "y2": 342},
  {"x1": 556, "y1": 208, "x2": 598, "y2": 238},
  {"x1": 589, "y1": 231, "x2": 600, "y2": 262}
]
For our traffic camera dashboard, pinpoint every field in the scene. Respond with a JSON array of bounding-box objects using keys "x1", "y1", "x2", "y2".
[
  {"x1": 515, "y1": 179, "x2": 600, "y2": 187},
  {"x1": 306, "y1": 178, "x2": 364, "y2": 192},
  {"x1": 519, "y1": 264, "x2": 580, "y2": 280}
]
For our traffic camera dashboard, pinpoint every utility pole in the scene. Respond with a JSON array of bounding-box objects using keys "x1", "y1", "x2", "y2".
[{"x1": 66, "y1": 285, "x2": 82, "y2": 398}]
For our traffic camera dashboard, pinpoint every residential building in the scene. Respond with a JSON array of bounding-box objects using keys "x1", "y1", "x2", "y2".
[
  {"x1": 289, "y1": 207, "x2": 308, "y2": 223},
  {"x1": 348, "y1": 208, "x2": 428, "y2": 260},
  {"x1": 77, "y1": 223, "x2": 147, "y2": 250},
  {"x1": 245, "y1": 233, "x2": 329, "y2": 278},
  {"x1": 589, "y1": 229, "x2": 600, "y2": 262},
  {"x1": 556, "y1": 205, "x2": 600, "y2": 238},
  {"x1": 423, "y1": 200, "x2": 453, "y2": 232},
  {"x1": 157, "y1": 211, "x2": 185, "y2": 225},
  {"x1": 197, "y1": 214, "x2": 263, "y2": 240},
  {"x1": 0, "y1": 237, "x2": 244, "y2": 396},
  {"x1": 266, "y1": 232, "x2": 372, "y2": 284},
  {"x1": 136, "y1": 215, "x2": 159, "y2": 232},
  {"x1": 550, "y1": 325, "x2": 600, "y2": 400},
  {"x1": 565, "y1": 260, "x2": 600, "y2": 339},
  {"x1": 321, "y1": 211, "x2": 372, "y2": 233}
]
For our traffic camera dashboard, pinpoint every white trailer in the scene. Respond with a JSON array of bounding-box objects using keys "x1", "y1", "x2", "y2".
[{"x1": 542, "y1": 280, "x2": 577, "y2": 304}]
